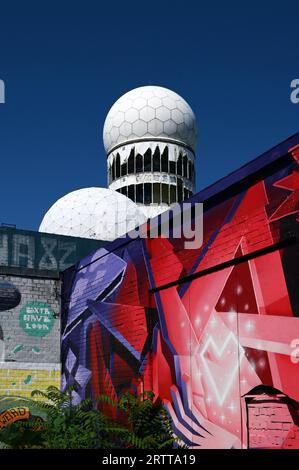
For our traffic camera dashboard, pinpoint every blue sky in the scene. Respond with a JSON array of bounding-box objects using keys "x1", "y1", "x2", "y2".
[{"x1": 0, "y1": 0, "x2": 298, "y2": 230}]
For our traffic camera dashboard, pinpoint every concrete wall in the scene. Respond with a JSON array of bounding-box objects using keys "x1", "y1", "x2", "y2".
[
  {"x1": 0, "y1": 274, "x2": 61, "y2": 398},
  {"x1": 0, "y1": 275, "x2": 60, "y2": 364}
]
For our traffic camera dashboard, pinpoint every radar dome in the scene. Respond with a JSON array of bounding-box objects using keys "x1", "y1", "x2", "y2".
[
  {"x1": 39, "y1": 187, "x2": 147, "y2": 241},
  {"x1": 103, "y1": 85, "x2": 197, "y2": 155}
]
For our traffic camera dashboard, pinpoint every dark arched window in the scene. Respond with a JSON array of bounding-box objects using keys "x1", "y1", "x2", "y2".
[
  {"x1": 153, "y1": 183, "x2": 161, "y2": 204},
  {"x1": 120, "y1": 186, "x2": 127, "y2": 197},
  {"x1": 177, "y1": 153, "x2": 183, "y2": 176},
  {"x1": 128, "y1": 148, "x2": 135, "y2": 174},
  {"x1": 128, "y1": 185, "x2": 135, "y2": 202},
  {"x1": 136, "y1": 153, "x2": 143, "y2": 173},
  {"x1": 144, "y1": 148, "x2": 152, "y2": 172},
  {"x1": 153, "y1": 146, "x2": 161, "y2": 172},
  {"x1": 161, "y1": 147, "x2": 169, "y2": 173},
  {"x1": 144, "y1": 183, "x2": 152, "y2": 204},
  {"x1": 136, "y1": 184, "x2": 143, "y2": 203},
  {"x1": 121, "y1": 159, "x2": 127, "y2": 177},
  {"x1": 169, "y1": 155, "x2": 176, "y2": 175},
  {"x1": 170, "y1": 185, "x2": 176, "y2": 204},
  {"x1": 116, "y1": 153, "x2": 121, "y2": 179},
  {"x1": 183, "y1": 154, "x2": 188, "y2": 178},
  {"x1": 112, "y1": 158, "x2": 116, "y2": 181},
  {"x1": 162, "y1": 184, "x2": 169, "y2": 204},
  {"x1": 177, "y1": 178, "x2": 183, "y2": 202}
]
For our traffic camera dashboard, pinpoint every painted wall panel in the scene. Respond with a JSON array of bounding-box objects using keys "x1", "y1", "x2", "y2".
[
  {"x1": 0, "y1": 362, "x2": 60, "y2": 398},
  {"x1": 0, "y1": 275, "x2": 60, "y2": 363},
  {"x1": 62, "y1": 149, "x2": 299, "y2": 448}
]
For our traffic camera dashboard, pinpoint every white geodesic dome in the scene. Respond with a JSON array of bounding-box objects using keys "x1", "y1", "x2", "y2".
[
  {"x1": 103, "y1": 86, "x2": 197, "y2": 154},
  {"x1": 39, "y1": 187, "x2": 147, "y2": 241}
]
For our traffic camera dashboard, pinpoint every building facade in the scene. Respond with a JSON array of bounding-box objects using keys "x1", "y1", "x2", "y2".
[
  {"x1": 0, "y1": 227, "x2": 105, "y2": 398},
  {"x1": 61, "y1": 133, "x2": 299, "y2": 449}
]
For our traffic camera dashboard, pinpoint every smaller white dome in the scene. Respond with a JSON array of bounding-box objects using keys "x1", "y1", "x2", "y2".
[{"x1": 39, "y1": 187, "x2": 147, "y2": 241}]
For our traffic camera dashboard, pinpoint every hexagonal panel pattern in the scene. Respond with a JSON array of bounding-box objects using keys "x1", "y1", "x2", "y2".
[
  {"x1": 103, "y1": 86, "x2": 197, "y2": 154},
  {"x1": 39, "y1": 188, "x2": 147, "y2": 241}
]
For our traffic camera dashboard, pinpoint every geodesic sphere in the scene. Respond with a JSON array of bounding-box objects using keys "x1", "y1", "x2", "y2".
[
  {"x1": 103, "y1": 86, "x2": 197, "y2": 154},
  {"x1": 39, "y1": 187, "x2": 147, "y2": 241}
]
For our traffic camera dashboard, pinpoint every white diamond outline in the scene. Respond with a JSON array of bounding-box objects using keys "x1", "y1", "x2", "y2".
[{"x1": 199, "y1": 331, "x2": 245, "y2": 406}]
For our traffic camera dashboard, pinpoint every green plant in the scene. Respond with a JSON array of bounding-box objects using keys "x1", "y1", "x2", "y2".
[
  {"x1": 99, "y1": 391, "x2": 179, "y2": 449},
  {"x1": 0, "y1": 387, "x2": 180, "y2": 449},
  {"x1": 0, "y1": 386, "x2": 127, "y2": 449}
]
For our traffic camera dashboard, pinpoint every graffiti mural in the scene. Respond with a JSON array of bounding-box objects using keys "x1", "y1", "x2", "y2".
[
  {"x1": 0, "y1": 226, "x2": 105, "y2": 400},
  {"x1": 62, "y1": 142, "x2": 299, "y2": 448},
  {"x1": 0, "y1": 275, "x2": 60, "y2": 364},
  {"x1": 0, "y1": 363, "x2": 61, "y2": 398},
  {"x1": 61, "y1": 242, "x2": 155, "y2": 405},
  {"x1": 0, "y1": 396, "x2": 47, "y2": 428},
  {"x1": 0, "y1": 226, "x2": 105, "y2": 273}
]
